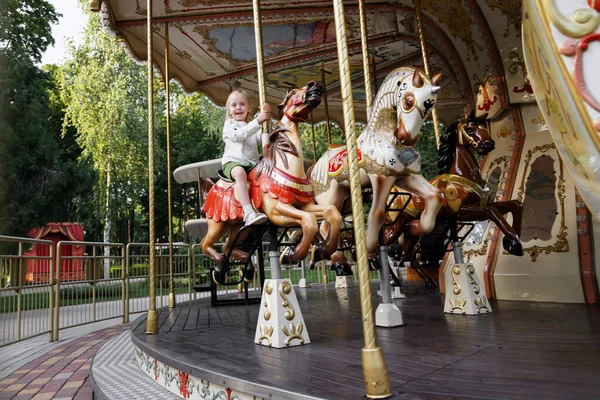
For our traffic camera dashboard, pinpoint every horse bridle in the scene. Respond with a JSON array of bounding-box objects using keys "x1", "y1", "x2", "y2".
[{"x1": 458, "y1": 122, "x2": 485, "y2": 148}]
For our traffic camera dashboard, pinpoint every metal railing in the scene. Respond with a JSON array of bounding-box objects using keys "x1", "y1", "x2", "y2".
[
  {"x1": 1, "y1": 235, "x2": 369, "y2": 347},
  {"x1": 0, "y1": 235, "x2": 54, "y2": 346}
]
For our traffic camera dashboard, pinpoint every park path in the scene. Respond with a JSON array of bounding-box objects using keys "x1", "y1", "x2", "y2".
[{"x1": 0, "y1": 319, "x2": 129, "y2": 400}]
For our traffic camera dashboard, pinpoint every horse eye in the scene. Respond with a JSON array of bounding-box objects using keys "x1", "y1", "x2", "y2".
[{"x1": 402, "y1": 94, "x2": 415, "y2": 111}]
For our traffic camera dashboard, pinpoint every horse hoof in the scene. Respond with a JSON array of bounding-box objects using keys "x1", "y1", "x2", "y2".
[
  {"x1": 368, "y1": 257, "x2": 381, "y2": 271},
  {"x1": 243, "y1": 265, "x2": 255, "y2": 283},
  {"x1": 503, "y1": 237, "x2": 524, "y2": 256},
  {"x1": 335, "y1": 263, "x2": 353, "y2": 277},
  {"x1": 212, "y1": 270, "x2": 225, "y2": 285}
]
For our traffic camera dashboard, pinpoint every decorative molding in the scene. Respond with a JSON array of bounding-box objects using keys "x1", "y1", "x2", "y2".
[{"x1": 516, "y1": 143, "x2": 569, "y2": 262}]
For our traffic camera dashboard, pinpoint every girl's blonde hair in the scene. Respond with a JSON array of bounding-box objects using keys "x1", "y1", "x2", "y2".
[{"x1": 225, "y1": 89, "x2": 252, "y2": 122}]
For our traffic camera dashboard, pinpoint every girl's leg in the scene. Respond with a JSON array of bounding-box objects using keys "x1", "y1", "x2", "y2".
[
  {"x1": 230, "y1": 166, "x2": 251, "y2": 206},
  {"x1": 231, "y1": 166, "x2": 267, "y2": 225}
]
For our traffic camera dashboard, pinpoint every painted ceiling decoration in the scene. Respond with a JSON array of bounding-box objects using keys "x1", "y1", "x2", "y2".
[{"x1": 99, "y1": 0, "x2": 526, "y2": 125}]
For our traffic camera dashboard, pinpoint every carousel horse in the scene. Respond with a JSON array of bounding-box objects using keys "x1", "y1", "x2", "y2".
[
  {"x1": 383, "y1": 112, "x2": 524, "y2": 270},
  {"x1": 201, "y1": 82, "x2": 343, "y2": 283},
  {"x1": 309, "y1": 67, "x2": 443, "y2": 259}
]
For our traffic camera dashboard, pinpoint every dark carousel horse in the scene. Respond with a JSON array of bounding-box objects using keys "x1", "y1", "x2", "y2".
[{"x1": 383, "y1": 112, "x2": 523, "y2": 275}]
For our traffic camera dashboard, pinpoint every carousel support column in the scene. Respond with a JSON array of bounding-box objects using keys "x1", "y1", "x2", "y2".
[
  {"x1": 164, "y1": 22, "x2": 176, "y2": 309},
  {"x1": 361, "y1": 0, "x2": 401, "y2": 327},
  {"x1": 414, "y1": 0, "x2": 442, "y2": 148},
  {"x1": 255, "y1": 225, "x2": 310, "y2": 348},
  {"x1": 333, "y1": 0, "x2": 391, "y2": 397},
  {"x1": 145, "y1": 0, "x2": 158, "y2": 334},
  {"x1": 375, "y1": 244, "x2": 404, "y2": 327},
  {"x1": 253, "y1": 0, "x2": 308, "y2": 348},
  {"x1": 299, "y1": 257, "x2": 310, "y2": 288},
  {"x1": 358, "y1": 0, "x2": 373, "y2": 119},
  {"x1": 444, "y1": 232, "x2": 492, "y2": 315},
  {"x1": 321, "y1": 67, "x2": 332, "y2": 144}
]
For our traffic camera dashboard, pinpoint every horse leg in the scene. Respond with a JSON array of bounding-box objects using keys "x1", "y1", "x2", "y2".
[
  {"x1": 489, "y1": 200, "x2": 524, "y2": 237},
  {"x1": 397, "y1": 174, "x2": 442, "y2": 236},
  {"x1": 200, "y1": 221, "x2": 231, "y2": 282},
  {"x1": 366, "y1": 175, "x2": 397, "y2": 254},
  {"x1": 222, "y1": 224, "x2": 249, "y2": 263},
  {"x1": 460, "y1": 205, "x2": 523, "y2": 256},
  {"x1": 263, "y1": 199, "x2": 318, "y2": 265},
  {"x1": 300, "y1": 203, "x2": 342, "y2": 259}
]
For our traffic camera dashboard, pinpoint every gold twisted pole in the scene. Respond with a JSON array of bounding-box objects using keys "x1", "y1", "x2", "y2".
[
  {"x1": 358, "y1": 0, "x2": 373, "y2": 118},
  {"x1": 253, "y1": 0, "x2": 269, "y2": 132},
  {"x1": 332, "y1": 0, "x2": 390, "y2": 397},
  {"x1": 146, "y1": 0, "x2": 158, "y2": 334},
  {"x1": 414, "y1": 0, "x2": 441, "y2": 149},
  {"x1": 321, "y1": 67, "x2": 332, "y2": 144},
  {"x1": 165, "y1": 23, "x2": 176, "y2": 309}
]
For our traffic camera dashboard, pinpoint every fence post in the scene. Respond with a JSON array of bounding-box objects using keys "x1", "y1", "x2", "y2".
[
  {"x1": 17, "y1": 242, "x2": 23, "y2": 341},
  {"x1": 49, "y1": 244, "x2": 55, "y2": 342},
  {"x1": 53, "y1": 242, "x2": 62, "y2": 342}
]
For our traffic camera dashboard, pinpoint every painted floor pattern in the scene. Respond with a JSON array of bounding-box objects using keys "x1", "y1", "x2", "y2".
[{"x1": 0, "y1": 324, "x2": 130, "y2": 400}]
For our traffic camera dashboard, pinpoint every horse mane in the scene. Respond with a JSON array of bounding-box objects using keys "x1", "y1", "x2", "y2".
[
  {"x1": 437, "y1": 121, "x2": 458, "y2": 175},
  {"x1": 254, "y1": 123, "x2": 298, "y2": 179}
]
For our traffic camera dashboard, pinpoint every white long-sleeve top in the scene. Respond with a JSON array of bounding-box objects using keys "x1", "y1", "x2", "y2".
[{"x1": 221, "y1": 118, "x2": 267, "y2": 166}]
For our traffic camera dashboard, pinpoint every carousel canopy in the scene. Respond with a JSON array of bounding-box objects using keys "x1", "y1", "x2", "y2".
[{"x1": 95, "y1": 0, "x2": 530, "y2": 126}]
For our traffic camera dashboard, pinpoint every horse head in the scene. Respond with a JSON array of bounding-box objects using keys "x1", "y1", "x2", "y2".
[
  {"x1": 278, "y1": 81, "x2": 324, "y2": 123},
  {"x1": 393, "y1": 68, "x2": 442, "y2": 146},
  {"x1": 457, "y1": 111, "x2": 494, "y2": 155}
]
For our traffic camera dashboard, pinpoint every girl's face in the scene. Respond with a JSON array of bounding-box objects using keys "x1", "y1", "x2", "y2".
[{"x1": 228, "y1": 92, "x2": 251, "y2": 122}]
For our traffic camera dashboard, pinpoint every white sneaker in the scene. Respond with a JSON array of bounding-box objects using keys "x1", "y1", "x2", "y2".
[{"x1": 244, "y1": 211, "x2": 268, "y2": 226}]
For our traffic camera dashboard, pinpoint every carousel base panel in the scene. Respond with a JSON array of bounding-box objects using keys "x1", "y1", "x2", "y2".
[{"x1": 92, "y1": 283, "x2": 600, "y2": 400}]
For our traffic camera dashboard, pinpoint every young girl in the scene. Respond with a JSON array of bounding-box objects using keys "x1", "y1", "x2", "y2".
[{"x1": 221, "y1": 89, "x2": 271, "y2": 225}]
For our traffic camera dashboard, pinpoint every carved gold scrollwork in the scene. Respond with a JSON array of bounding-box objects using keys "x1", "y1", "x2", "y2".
[
  {"x1": 451, "y1": 265, "x2": 462, "y2": 295},
  {"x1": 466, "y1": 264, "x2": 480, "y2": 294},
  {"x1": 282, "y1": 323, "x2": 305, "y2": 346},
  {"x1": 279, "y1": 281, "x2": 295, "y2": 321},
  {"x1": 542, "y1": 0, "x2": 599, "y2": 37},
  {"x1": 448, "y1": 297, "x2": 467, "y2": 314},
  {"x1": 474, "y1": 296, "x2": 490, "y2": 313},
  {"x1": 257, "y1": 325, "x2": 274, "y2": 347},
  {"x1": 264, "y1": 282, "x2": 273, "y2": 321}
]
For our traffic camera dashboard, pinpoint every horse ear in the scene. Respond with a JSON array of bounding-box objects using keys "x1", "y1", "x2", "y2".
[
  {"x1": 412, "y1": 70, "x2": 424, "y2": 88},
  {"x1": 477, "y1": 112, "x2": 488, "y2": 121},
  {"x1": 278, "y1": 90, "x2": 291, "y2": 113},
  {"x1": 431, "y1": 72, "x2": 442, "y2": 86}
]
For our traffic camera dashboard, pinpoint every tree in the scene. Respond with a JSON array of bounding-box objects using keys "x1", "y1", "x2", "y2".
[
  {"x1": 0, "y1": 0, "x2": 90, "y2": 238},
  {"x1": 61, "y1": 11, "x2": 149, "y2": 276}
]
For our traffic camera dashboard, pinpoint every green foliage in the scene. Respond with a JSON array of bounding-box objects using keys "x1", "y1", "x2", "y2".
[
  {"x1": 0, "y1": 0, "x2": 97, "y2": 238},
  {"x1": 298, "y1": 121, "x2": 346, "y2": 163},
  {"x1": 416, "y1": 121, "x2": 444, "y2": 180}
]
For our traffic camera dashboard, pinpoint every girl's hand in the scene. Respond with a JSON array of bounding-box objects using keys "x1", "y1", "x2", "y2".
[{"x1": 257, "y1": 103, "x2": 271, "y2": 123}]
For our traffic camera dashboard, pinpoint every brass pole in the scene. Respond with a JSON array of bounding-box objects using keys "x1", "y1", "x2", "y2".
[
  {"x1": 358, "y1": 0, "x2": 374, "y2": 118},
  {"x1": 414, "y1": 0, "x2": 441, "y2": 149},
  {"x1": 146, "y1": 0, "x2": 158, "y2": 334},
  {"x1": 252, "y1": 0, "x2": 269, "y2": 132},
  {"x1": 321, "y1": 67, "x2": 332, "y2": 144},
  {"x1": 165, "y1": 23, "x2": 176, "y2": 309},
  {"x1": 332, "y1": 0, "x2": 391, "y2": 397},
  {"x1": 310, "y1": 112, "x2": 317, "y2": 164}
]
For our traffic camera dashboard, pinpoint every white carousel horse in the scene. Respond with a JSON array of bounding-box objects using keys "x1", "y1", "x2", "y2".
[{"x1": 309, "y1": 67, "x2": 442, "y2": 257}]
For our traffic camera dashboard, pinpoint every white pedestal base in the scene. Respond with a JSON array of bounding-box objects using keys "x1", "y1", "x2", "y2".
[
  {"x1": 375, "y1": 303, "x2": 405, "y2": 327},
  {"x1": 255, "y1": 278, "x2": 310, "y2": 348},
  {"x1": 335, "y1": 275, "x2": 353, "y2": 288},
  {"x1": 391, "y1": 285, "x2": 406, "y2": 299},
  {"x1": 298, "y1": 278, "x2": 309, "y2": 288},
  {"x1": 444, "y1": 263, "x2": 492, "y2": 315}
]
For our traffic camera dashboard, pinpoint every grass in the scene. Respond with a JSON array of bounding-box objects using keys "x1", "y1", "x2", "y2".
[{"x1": 0, "y1": 267, "x2": 380, "y2": 314}]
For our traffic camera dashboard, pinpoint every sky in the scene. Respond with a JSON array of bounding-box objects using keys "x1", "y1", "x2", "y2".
[{"x1": 41, "y1": 0, "x2": 88, "y2": 65}]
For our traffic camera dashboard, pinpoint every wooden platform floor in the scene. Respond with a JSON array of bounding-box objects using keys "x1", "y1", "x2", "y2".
[{"x1": 132, "y1": 283, "x2": 600, "y2": 400}]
